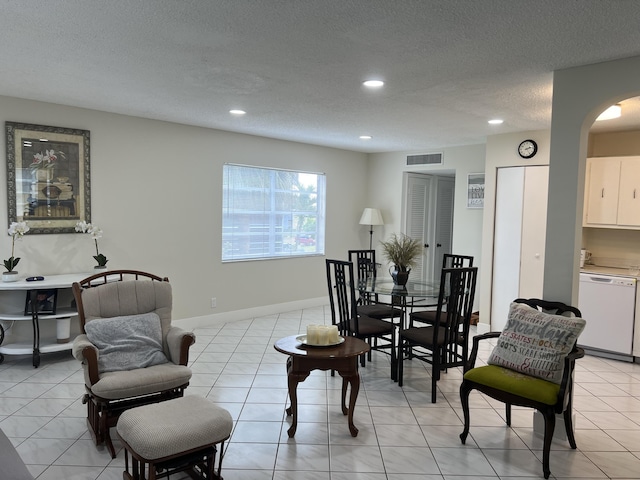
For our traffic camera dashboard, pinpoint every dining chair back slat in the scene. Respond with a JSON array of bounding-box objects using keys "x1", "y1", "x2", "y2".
[
  {"x1": 398, "y1": 266, "x2": 478, "y2": 402},
  {"x1": 326, "y1": 259, "x2": 397, "y2": 376}
]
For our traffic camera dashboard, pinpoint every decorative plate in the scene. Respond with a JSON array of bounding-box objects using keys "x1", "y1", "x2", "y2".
[{"x1": 295, "y1": 334, "x2": 345, "y2": 347}]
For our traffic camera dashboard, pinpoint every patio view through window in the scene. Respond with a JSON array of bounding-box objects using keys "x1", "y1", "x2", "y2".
[{"x1": 222, "y1": 164, "x2": 326, "y2": 261}]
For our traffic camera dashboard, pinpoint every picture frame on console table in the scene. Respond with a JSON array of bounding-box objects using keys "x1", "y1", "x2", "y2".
[
  {"x1": 5, "y1": 122, "x2": 91, "y2": 234},
  {"x1": 24, "y1": 289, "x2": 58, "y2": 316}
]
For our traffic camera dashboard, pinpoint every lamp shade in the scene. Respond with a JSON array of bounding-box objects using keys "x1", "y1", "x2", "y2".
[{"x1": 359, "y1": 208, "x2": 384, "y2": 226}]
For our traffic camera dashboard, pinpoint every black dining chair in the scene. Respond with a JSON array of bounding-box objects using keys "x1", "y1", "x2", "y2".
[
  {"x1": 407, "y1": 253, "x2": 475, "y2": 365},
  {"x1": 397, "y1": 266, "x2": 478, "y2": 402},
  {"x1": 348, "y1": 249, "x2": 404, "y2": 325},
  {"x1": 326, "y1": 258, "x2": 397, "y2": 378}
]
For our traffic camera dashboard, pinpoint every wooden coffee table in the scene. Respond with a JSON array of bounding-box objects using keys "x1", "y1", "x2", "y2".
[{"x1": 274, "y1": 334, "x2": 370, "y2": 437}]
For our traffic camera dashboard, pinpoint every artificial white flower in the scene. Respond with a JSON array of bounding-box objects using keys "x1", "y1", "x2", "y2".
[
  {"x1": 8, "y1": 221, "x2": 30, "y2": 237},
  {"x1": 76, "y1": 221, "x2": 108, "y2": 267},
  {"x1": 4, "y1": 221, "x2": 30, "y2": 272}
]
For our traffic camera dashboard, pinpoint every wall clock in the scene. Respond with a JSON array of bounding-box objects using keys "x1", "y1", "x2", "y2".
[{"x1": 518, "y1": 139, "x2": 538, "y2": 159}]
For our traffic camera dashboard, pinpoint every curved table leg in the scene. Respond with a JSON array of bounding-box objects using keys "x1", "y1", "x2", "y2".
[
  {"x1": 338, "y1": 371, "x2": 361, "y2": 437},
  {"x1": 30, "y1": 290, "x2": 41, "y2": 368},
  {"x1": 285, "y1": 368, "x2": 310, "y2": 438},
  {"x1": 286, "y1": 373, "x2": 299, "y2": 437},
  {"x1": 341, "y1": 377, "x2": 348, "y2": 415},
  {"x1": 0, "y1": 322, "x2": 4, "y2": 364}
]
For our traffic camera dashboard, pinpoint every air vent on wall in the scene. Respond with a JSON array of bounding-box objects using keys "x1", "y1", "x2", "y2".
[{"x1": 406, "y1": 152, "x2": 443, "y2": 166}]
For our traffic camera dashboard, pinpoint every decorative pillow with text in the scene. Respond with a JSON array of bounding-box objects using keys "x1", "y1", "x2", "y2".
[{"x1": 487, "y1": 302, "x2": 586, "y2": 384}]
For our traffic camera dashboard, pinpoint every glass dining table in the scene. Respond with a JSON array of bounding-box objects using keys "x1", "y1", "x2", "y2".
[{"x1": 358, "y1": 277, "x2": 442, "y2": 329}]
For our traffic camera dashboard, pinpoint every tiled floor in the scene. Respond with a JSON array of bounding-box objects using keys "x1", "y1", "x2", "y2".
[{"x1": 1, "y1": 306, "x2": 640, "y2": 479}]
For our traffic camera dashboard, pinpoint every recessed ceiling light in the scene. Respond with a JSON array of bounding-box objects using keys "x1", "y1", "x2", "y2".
[
  {"x1": 596, "y1": 104, "x2": 621, "y2": 121},
  {"x1": 363, "y1": 80, "x2": 384, "y2": 88},
  {"x1": 359, "y1": 135, "x2": 372, "y2": 140},
  {"x1": 229, "y1": 109, "x2": 246, "y2": 115},
  {"x1": 488, "y1": 119, "x2": 504, "y2": 125}
]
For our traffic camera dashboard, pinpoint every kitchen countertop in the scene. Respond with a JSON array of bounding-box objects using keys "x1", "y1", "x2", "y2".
[{"x1": 580, "y1": 265, "x2": 640, "y2": 278}]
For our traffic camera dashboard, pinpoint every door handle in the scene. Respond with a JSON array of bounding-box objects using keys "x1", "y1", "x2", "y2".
[
  {"x1": 436, "y1": 243, "x2": 442, "y2": 247},
  {"x1": 424, "y1": 244, "x2": 429, "y2": 248}
]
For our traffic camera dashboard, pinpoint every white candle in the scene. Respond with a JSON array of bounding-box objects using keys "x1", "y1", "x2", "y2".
[
  {"x1": 306, "y1": 325, "x2": 319, "y2": 344},
  {"x1": 328, "y1": 325, "x2": 339, "y2": 344},
  {"x1": 317, "y1": 325, "x2": 329, "y2": 345}
]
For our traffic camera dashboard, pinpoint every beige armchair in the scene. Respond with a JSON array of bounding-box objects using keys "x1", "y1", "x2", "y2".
[{"x1": 72, "y1": 270, "x2": 195, "y2": 458}]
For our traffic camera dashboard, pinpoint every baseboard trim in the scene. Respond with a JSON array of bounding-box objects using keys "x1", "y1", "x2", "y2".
[
  {"x1": 173, "y1": 296, "x2": 328, "y2": 330},
  {"x1": 476, "y1": 322, "x2": 491, "y2": 335}
]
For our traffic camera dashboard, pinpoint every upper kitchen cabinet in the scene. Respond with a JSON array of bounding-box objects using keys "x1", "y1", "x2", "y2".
[
  {"x1": 584, "y1": 156, "x2": 640, "y2": 228},
  {"x1": 617, "y1": 159, "x2": 640, "y2": 225}
]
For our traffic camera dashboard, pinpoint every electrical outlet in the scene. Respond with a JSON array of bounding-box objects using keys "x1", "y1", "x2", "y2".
[{"x1": 211, "y1": 297, "x2": 217, "y2": 308}]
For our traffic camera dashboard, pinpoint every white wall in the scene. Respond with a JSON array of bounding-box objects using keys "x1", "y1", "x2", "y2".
[
  {"x1": 367, "y1": 145, "x2": 485, "y2": 307},
  {"x1": 0, "y1": 96, "x2": 369, "y2": 343}
]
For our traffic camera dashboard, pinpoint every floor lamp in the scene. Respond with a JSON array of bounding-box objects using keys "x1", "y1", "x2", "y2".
[{"x1": 359, "y1": 208, "x2": 384, "y2": 250}]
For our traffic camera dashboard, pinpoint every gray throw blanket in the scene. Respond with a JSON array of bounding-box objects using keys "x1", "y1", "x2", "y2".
[{"x1": 85, "y1": 312, "x2": 168, "y2": 372}]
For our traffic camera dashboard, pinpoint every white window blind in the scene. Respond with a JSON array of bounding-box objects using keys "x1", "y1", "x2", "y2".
[{"x1": 222, "y1": 164, "x2": 326, "y2": 261}]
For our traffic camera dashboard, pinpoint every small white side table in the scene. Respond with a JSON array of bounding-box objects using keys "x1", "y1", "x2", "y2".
[{"x1": 0, "y1": 273, "x2": 89, "y2": 367}]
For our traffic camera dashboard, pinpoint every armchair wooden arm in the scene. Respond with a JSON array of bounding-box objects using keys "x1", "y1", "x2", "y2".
[
  {"x1": 464, "y1": 331, "x2": 500, "y2": 372},
  {"x1": 82, "y1": 345, "x2": 100, "y2": 386},
  {"x1": 556, "y1": 346, "x2": 585, "y2": 413}
]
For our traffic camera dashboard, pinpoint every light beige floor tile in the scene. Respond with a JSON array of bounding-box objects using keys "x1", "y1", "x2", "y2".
[{"x1": 2, "y1": 308, "x2": 640, "y2": 480}]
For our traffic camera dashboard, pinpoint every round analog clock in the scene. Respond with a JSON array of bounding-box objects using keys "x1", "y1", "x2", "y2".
[{"x1": 518, "y1": 139, "x2": 538, "y2": 159}]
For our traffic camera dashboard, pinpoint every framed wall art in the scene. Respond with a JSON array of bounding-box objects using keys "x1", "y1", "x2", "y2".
[
  {"x1": 467, "y1": 173, "x2": 485, "y2": 209},
  {"x1": 6, "y1": 122, "x2": 91, "y2": 234}
]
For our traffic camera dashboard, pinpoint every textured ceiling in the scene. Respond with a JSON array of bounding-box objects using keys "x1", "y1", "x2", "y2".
[{"x1": 2, "y1": 0, "x2": 640, "y2": 153}]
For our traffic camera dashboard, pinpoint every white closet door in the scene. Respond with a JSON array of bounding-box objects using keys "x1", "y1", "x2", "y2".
[
  {"x1": 433, "y1": 177, "x2": 455, "y2": 275},
  {"x1": 406, "y1": 174, "x2": 431, "y2": 282},
  {"x1": 492, "y1": 167, "x2": 525, "y2": 331},
  {"x1": 519, "y1": 166, "x2": 549, "y2": 298}
]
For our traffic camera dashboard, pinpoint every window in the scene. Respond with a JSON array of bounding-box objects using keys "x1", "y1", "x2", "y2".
[{"x1": 222, "y1": 164, "x2": 326, "y2": 261}]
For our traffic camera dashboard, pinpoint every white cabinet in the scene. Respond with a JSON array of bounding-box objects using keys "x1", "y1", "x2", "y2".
[
  {"x1": 617, "y1": 159, "x2": 640, "y2": 226},
  {"x1": 584, "y1": 156, "x2": 640, "y2": 227},
  {"x1": 491, "y1": 166, "x2": 548, "y2": 331},
  {"x1": 584, "y1": 157, "x2": 620, "y2": 225}
]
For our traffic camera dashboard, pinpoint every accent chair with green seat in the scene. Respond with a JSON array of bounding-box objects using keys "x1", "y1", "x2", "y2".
[{"x1": 459, "y1": 298, "x2": 586, "y2": 479}]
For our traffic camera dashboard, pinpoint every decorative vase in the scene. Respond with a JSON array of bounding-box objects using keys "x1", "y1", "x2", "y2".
[
  {"x1": 2, "y1": 271, "x2": 19, "y2": 282},
  {"x1": 389, "y1": 265, "x2": 410, "y2": 286}
]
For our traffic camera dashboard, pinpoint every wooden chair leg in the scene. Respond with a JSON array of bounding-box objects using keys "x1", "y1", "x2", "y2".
[
  {"x1": 431, "y1": 349, "x2": 439, "y2": 403},
  {"x1": 542, "y1": 409, "x2": 556, "y2": 479},
  {"x1": 564, "y1": 391, "x2": 578, "y2": 449},
  {"x1": 564, "y1": 406, "x2": 578, "y2": 449},
  {"x1": 390, "y1": 329, "x2": 397, "y2": 382},
  {"x1": 397, "y1": 339, "x2": 405, "y2": 387},
  {"x1": 459, "y1": 383, "x2": 471, "y2": 444},
  {"x1": 505, "y1": 403, "x2": 511, "y2": 426}
]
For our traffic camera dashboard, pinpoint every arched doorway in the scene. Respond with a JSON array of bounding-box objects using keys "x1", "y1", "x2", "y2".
[{"x1": 544, "y1": 55, "x2": 640, "y2": 305}]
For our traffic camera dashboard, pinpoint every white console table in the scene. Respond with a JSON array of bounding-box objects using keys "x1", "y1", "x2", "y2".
[{"x1": 0, "y1": 273, "x2": 89, "y2": 367}]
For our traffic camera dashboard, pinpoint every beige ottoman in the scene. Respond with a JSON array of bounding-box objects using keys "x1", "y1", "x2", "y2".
[{"x1": 117, "y1": 396, "x2": 233, "y2": 480}]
